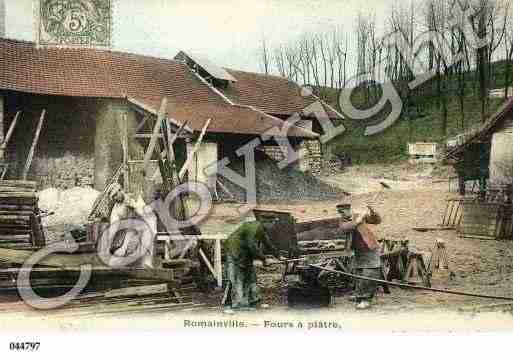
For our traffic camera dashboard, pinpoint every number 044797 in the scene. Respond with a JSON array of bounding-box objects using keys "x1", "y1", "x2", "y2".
[{"x1": 9, "y1": 342, "x2": 41, "y2": 351}]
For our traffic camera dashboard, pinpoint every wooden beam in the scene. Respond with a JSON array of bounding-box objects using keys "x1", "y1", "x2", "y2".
[
  {"x1": 167, "y1": 119, "x2": 189, "y2": 152},
  {"x1": 161, "y1": 103, "x2": 174, "y2": 163},
  {"x1": 217, "y1": 179, "x2": 235, "y2": 199},
  {"x1": 134, "y1": 134, "x2": 166, "y2": 139},
  {"x1": 151, "y1": 119, "x2": 189, "y2": 180},
  {"x1": 135, "y1": 115, "x2": 150, "y2": 133},
  {"x1": 156, "y1": 234, "x2": 227, "y2": 241},
  {"x1": 165, "y1": 118, "x2": 176, "y2": 162},
  {"x1": 0, "y1": 96, "x2": 4, "y2": 147},
  {"x1": 214, "y1": 237, "x2": 222, "y2": 287},
  {"x1": 105, "y1": 284, "x2": 169, "y2": 298},
  {"x1": 22, "y1": 110, "x2": 46, "y2": 180},
  {"x1": 178, "y1": 118, "x2": 211, "y2": 181},
  {"x1": 142, "y1": 98, "x2": 167, "y2": 176},
  {"x1": 198, "y1": 247, "x2": 217, "y2": 279},
  {"x1": 0, "y1": 111, "x2": 21, "y2": 160},
  {"x1": 122, "y1": 113, "x2": 129, "y2": 191}
]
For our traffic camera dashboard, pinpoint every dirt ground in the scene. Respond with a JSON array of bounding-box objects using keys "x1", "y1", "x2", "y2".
[{"x1": 202, "y1": 161, "x2": 513, "y2": 314}]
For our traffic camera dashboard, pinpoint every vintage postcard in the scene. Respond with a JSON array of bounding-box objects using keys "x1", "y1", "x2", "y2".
[{"x1": 0, "y1": 0, "x2": 513, "y2": 356}]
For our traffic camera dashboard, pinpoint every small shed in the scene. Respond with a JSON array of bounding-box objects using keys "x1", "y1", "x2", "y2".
[
  {"x1": 445, "y1": 98, "x2": 513, "y2": 193},
  {"x1": 407, "y1": 142, "x2": 439, "y2": 164},
  {"x1": 443, "y1": 99, "x2": 513, "y2": 240}
]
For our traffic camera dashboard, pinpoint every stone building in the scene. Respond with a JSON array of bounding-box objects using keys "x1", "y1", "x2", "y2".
[{"x1": 0, "y1": 37, "x2": 343, "y2": 195}]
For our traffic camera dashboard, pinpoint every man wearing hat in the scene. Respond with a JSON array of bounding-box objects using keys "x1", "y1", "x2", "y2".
[
  {"x1": 223, "y1": 215, "x2": 283, "y2": 313},
  {"x1": 338, "y1": 204, "x2": 382, "y2": 310}
]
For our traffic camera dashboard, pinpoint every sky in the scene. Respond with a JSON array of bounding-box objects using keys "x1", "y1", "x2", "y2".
[{"x1": 4, "y1": 0, "x2": 404, "y2": 73}]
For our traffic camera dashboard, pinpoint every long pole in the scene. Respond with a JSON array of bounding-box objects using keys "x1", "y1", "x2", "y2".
[
  {"x1": 309, "y1": 264, "x2": 513, "y2": 301},
  {"x1": 0, "y1": 111, "x2": 22, "y2": 160},
  {"x1": 22, "y1": 110, "x2": 46, "y2": 180}
]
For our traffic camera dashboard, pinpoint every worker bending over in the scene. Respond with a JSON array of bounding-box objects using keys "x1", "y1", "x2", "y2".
[
  {"x1": 104, "y1": 184, "x2": 156, "y2": 269},
  {"x1": 338, "y1": 204, "x2": 382, "y2": 310},
  {"x1": 224, "y1": 220, "x2": 281, "y2": 313}
]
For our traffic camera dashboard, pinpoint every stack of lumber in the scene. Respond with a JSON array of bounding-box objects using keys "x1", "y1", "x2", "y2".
[{"x1": 0, "y1": 180, "x2": 45, "y2": 248}]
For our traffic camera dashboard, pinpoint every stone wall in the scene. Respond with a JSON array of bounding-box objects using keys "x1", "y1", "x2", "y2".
[
  {"x1": 5, "y1": 94, "x2": 97, "y2": 189},
  {"x1": 4, "y1": 93, "x2": 169, "y2": 196},
  {"x1": 94, "y1": 99, "x2": 152, "y2": 198},
  {"x1": 33, "y1": 153, "x2": 94, "y2": 189},
  {"x1": 263, "y1": 140, "x2": 330, "y2": 175}
]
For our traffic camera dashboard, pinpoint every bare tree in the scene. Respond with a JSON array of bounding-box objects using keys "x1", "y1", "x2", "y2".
[
  {"x1": 502, "y1": 3, "x2": 513, "y2": 99},
  {"x1": 445, "y1": 0, "x2": 473, "y2": 130},
  {"x1": 467, "y1": 0, "x2": 506, "y2": 120},
  {"x1": 259, "y1": 37, "x2": 271, "y2": 75}
]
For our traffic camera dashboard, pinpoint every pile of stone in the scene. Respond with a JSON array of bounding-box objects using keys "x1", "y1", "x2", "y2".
[{"x1": 218, "y1": 155, "x2": 345, "y2": 203}]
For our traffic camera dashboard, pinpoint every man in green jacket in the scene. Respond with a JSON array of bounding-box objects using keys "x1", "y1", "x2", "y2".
[{"x1": 224, "y1": 220, "x2": 281, "y2": 312}]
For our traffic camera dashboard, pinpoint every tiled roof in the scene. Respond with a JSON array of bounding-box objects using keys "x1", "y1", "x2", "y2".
[
  {"x1": 223, "y1": 68, "x2": 341, "y2": 118},
  {"x1": 0, "y1": 37, "x2": 224, "y2": 104},
  {"x1": 0, "y1": 37, "x2": 335, "y2": 137},
  {"x1": 130, "y1": 97, "x2": 318, "y2": 138},
  {"x1": 444, "y1": 98, "x2": 513, "y2": 159}
]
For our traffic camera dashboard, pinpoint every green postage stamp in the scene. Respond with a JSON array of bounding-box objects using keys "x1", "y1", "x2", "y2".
[{"x1": 36, "y1": 0, "x2": 111, "y2": 48}]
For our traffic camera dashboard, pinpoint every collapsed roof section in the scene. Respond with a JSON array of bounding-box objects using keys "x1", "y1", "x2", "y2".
[
  {"x1": 175, "y1": 51, "x2": 237, "y2": 83},
  {"x1": 128, "y1": 97, "x2": 319, "y2": 138}
]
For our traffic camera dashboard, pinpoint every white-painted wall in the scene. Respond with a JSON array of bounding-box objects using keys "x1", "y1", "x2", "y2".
[
  {"x1": 186, "y1": 141, "x2": 218, "y2": 189},
  {"x1": 490, "y1": 126, "x2": 513, "y2": 185}
]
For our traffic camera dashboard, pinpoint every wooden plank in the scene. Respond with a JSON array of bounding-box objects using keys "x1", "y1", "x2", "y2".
[
  {"x1": 0, "y1": 247, "x2": 105, "y2": 268},
  {"x1": 135, "y1": 115, "x2": 150, "y2": 134},
  {"x1": 30, "y1": 213, "x2": 45, "y2": 247},
  {"x1": 178, "y1": 118, "x2": 211, "y2": 181},
  {"x1": 0, "y1": 180, "x2": 37, "y2": 188},
  {"x1": 156, "y1": 234, "x2": 227, "y2": 241},
  {"x1": 105, "y1": 284, "x2": 169, "y2": 298},
  {"x1": 0, "y1": 192, "x2": 36, "y2": 198},
  {"x1": 117, "y1": 113, "x2": 130, "y2": 192},
  {"x1": 1, "y1": 111, "x2": 21, "y2": 154},
  {"x1": 459, "y1": 234, "x2": 496, "y2": 240},
  {"x1": 0, "y1": 97, "x2": 4, "y2": 146},
  {"x1": 198, "y1": 248, "x2": 216, "y2": 279},
  {"x1": 22, "y1": 110, "x2": 46, "y2": 180},
  {"x1": 134, "y1": 134, "x2": 166, "y2": 139},
  {"x1": 161, "y1": 259, "x2": 193, "y2": 268},
  {"x1": 216, "y1": 179, "x2": 235, "y2": 199},
  {"x1": 0, "y1": 210, "x2": 33, "y2": 216},
  {"x1": 0, "y1": 229, "x2": 31, "y2": 235},
  {"x1": 0, "y1": 215, "x2": 31, "y2": 221},
  {"x1": 166, "y1": 119, "x2": 188, "y2": 157},
  {"x1": 0, "y1": 234, "x2": 31, "y2": 242},
  {"x1": 0, "y1": 186, "x2": 37, "y2": 193},
  {"x1": 149, "y1": 118, "x2": 189, "y2": 182},
  {"x1": 296, "y1": 227, "x2": 347, "y2": 242},
  {"x1": 413, "y1": 226, "x2": 456, "y2": 232},
  {"x1": 295, "y1": 217, "x2": 341, "y2": 232},
  {"x1": 214, "y1": 238, "x2": 222, "y2": 287},
  {"x1": 143, "y1": 98, "x2": 167, "y2": 176},
  {"x1": 126, "y1": 268, "x2": 177, "y2": 284},
  {"x1": 88, "y1": 165, "x2": 123, "y2": 220}
]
